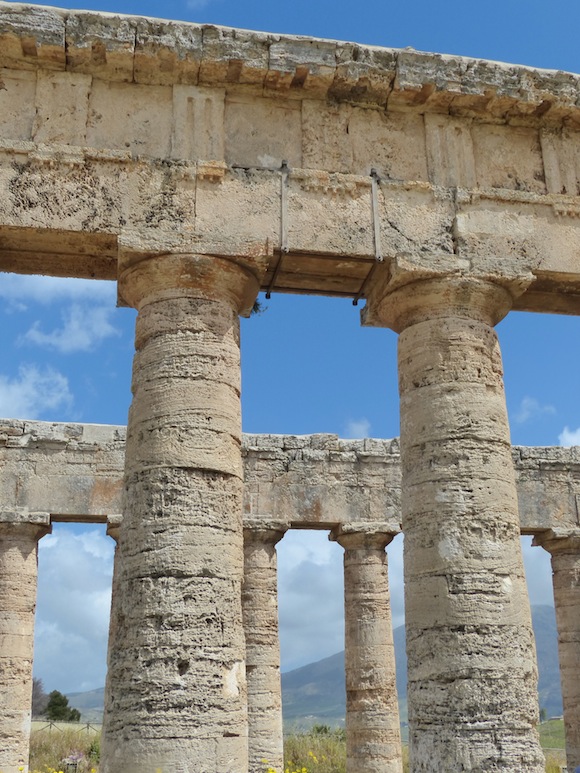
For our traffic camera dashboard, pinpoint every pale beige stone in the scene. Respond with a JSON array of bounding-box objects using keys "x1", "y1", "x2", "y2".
[
  {"x1": 224, "y1": 94, "x2": 302, "y2": 169},
  {"x1": 533, "y1": 529, "x2": 580, "y2": 772},
  {"x1": 0, "y1": 513, "x2": 50, "y2": 773},
  {"x1": 472, "y1": 123, "x2": 547, "y2": 194},
  {"x1": 364, "y1": 276, "x2": 545, "y2": 771},
  {"x1": 243, "y1": 522, "x2": 288, "y2": 773},
  {"x1": 0, "y1": 69, "x2": 37, "y2": 141},
  {"x1": 33, "y1": 71, "x2": 91, "y2": 146},
  {"x1": 424, "y1": 113, "x2": 476, "y2": 188},
  {"x1": 171, "y1": 85, "x2": 225, "y2": 161},
  {"x1": 100, "y1": 253, "x2": 264, "y2": 773},
  {"x1": 87, "y1": 80, "x2": 173, "y2": 157},
  {"x1": 333, "y1": 527, "x2": 403, "y2": 773}
]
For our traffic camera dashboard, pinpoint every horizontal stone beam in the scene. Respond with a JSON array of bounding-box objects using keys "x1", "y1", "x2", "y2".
[
  {"x1": 1, "y1": 419, "x2": 578, "y2": 534},
  {"x1": 2, "y1": 5, "x2": 580, "y2": 312},
  {"x1": 2, "y1": 3, "x2": 580, "y2": 121}
]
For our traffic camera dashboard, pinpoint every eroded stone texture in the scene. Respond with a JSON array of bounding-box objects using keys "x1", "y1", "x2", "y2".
[
  {"x1": 534, "y1": 529, "x2": 580, "y2": 771},
  {"x1": 100, "y1": 252, "x2": 263, "y2": 773},
  {"x1": 243, "y1": 521, "x2": 288, "y2": 773},
  {"x1": 333, "y1": 526, "x2": 402, "y2": 773},
  {"x1": 0, "y1": 512, "x2": 50, "y2": 773},
  {"x1": 364, "y1": 275, "x2": 544, "y2": 771}
]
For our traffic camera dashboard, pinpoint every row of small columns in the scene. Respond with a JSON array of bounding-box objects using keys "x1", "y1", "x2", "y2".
[
  {"x1": 1, "y1": 515, "x2": 580, "y2": 772},
  {"x1": 243, "y1": 521, "x2": 403, "y2": 773}
]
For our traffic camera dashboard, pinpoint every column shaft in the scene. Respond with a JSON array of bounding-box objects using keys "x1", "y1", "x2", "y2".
[
  {"x1": 101, "y1": 254, "x2": 260, "y2": 773},
  {"x1": 365, "y1": 276, "x2": 544, "y2": 772},
  {"x1": 243, "y1": 524, "x2": 287, "y2": 773},
  {"x1": 534, "y1": 531, "x2": 580, "y2": 771},
  {"x1": 336, "y1": 530, "x2": 402, "y2": 773},
  {"x1": 0, "y1": 515, "x2": 50, "y2": 773}
]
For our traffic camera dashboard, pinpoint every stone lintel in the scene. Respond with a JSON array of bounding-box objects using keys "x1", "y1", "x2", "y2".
[
  {"x1": 0, "y1": 420, "x2": 579, "y2": 533},
  {"x1": 331, "y1": 522, "x2": 400, "y2": 549},
  {"x1": 533, "y1": 527, "x2": 580, "y2": 553},
  {"x1": 0, "y1": 509, "x2": 51, "y2": 527},
  {"x1": 2, "y1": 3, "x2": 580, "y2": 126}
]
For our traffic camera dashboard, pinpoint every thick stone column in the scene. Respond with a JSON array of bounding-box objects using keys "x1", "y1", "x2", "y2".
[
  {"x1": 533, "y1": 528, "x2": 580, "y2": 771},
  {"x1": 332, "y1": 526, "x2": 403, "y2": 773},
  {"x1": 0, "y1": 511, "x2": 51, "y2": 773},
  {"x1": 364, "y1": 270, "x2": 544, "y2": 771},
  {"x1": 100, "y1": 251, "x2": 263, "y2": 773},
  {"x1": 242, "y1": 520, "x2": 288, "y2": 773}
]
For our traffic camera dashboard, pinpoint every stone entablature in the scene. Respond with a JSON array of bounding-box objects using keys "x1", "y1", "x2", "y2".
[
  {"x1": 1, "y1": 418, "x2": 578, "y2": 534},
  {"x1": 2, "y1": 4, "x2": 580, "y2": 311}
]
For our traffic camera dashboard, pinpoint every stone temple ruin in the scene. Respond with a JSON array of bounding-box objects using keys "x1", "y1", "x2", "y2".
[{"x1": 1, "y1": 3, "x2": 580, "y2": 771}]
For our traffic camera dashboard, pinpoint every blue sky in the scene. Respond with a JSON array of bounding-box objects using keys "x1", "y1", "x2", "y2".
[{"x1": 2, "y1": 0, "x2": 580, "y2": 693}]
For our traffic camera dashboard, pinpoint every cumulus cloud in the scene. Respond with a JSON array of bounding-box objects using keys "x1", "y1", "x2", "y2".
[
  {"x1": 0, "y1": 365, "x2": 72, "y2": 419},
  {"x1": 513, "y1": 396, "x2": 556, "y2": 424},
  {"x1": 0, "y1": 275, "x2": 116, "y2": 310},
  {"x1": 344, "y1": 418, "x2": 371, "y2": 438},
  {"x1": 559, "y1": 426, "x2": 580, "y2": 446},
  {"x1": 22, "y1": 303, "x2": 120, "y2": 354},
  {"x1": 34, "y1": 525, "x2": 115, "y2": 693}
]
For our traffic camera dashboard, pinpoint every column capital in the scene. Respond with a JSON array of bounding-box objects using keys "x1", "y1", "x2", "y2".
[
  {"x1": 117, "y1": 251, "x2": 267, "y2": 317},
  {"x1": 106, "y1": 514, "x2": 123, "y2": 544},
  {"x1": 0, "y1": 510, "x2": 51, "y2": 540},
  {"x1": 331, "y1": 523, "x2": 399, "y2": 550},
  {"x1": 533, "y1": 528, "x2": 580, "y2": 554},
  {"x1": 362, "y1": 257, "x2": 533, "y2": 332},
  {"x1": 243, "y1": 519, "x2": 289, "y2": 546}
]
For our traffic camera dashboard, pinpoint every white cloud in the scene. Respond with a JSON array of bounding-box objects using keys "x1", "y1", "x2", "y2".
[
  {"x1": 34, "y1": 526, "x2": 115, "y2": 693},
  {"x1": 344, "y1": 418, "x2": 371, "y2": 438},
  {"x1": 0, "y1": 365, "x2": 72, "y2": 419},
  {"x1": 277, "y1": 530, "x2": 406, "y2": 672},
  {"x1": 278, "y1": 531, "x2": 344, "y2": 672},
  {"x1": 513, "y1": 396, "x2": 556, "y2": 424},
  {"x1": 0, "y1": 275, "x2": 116, "y2": 310},
  {"x1": 559, "y1": 426, "x2": 580, "y2": 446},
  {"x1": 22, "y1": 303, "x2": 120, "y2": 353}
]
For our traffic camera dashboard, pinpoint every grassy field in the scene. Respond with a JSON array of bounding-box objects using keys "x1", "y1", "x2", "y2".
[{"x1": 24, "y1": 720, "x2": 567, "y2": 773}]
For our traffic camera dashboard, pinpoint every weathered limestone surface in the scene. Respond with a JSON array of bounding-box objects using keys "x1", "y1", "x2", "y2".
[
  {"x1": 534, "y1": 529, "x2": 580, "y2": 772},
  {"x1": 242, "y1": 521, "x2": 287, "y2": 773},
  {"x1": 0, "y1": 511, "x2": 50, "y2": 773},
  {"x1": 2, "y1": 4, "x2": 580, "y2": 312},
  {"x1": 100, "y1": 252, "x2": 265, "y2": 773},
  {"x1": 364, "y1": 275, "x2": 545, "y2": 771},
  {"x1": 1, "y1": 419, "x2": 579, "y2": 534},
  {"x1": 333, "y1": 527, "x2": 402, "y2": 773}
]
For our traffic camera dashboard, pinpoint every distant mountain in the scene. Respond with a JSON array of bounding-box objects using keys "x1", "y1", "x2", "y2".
[
  {"x1": 280, "y1": 604, "x2": 562, "y2": 727},
  {"x1": 66, "y1": 687, "x2": 105, "y2": 723},
  {"x1": 66, "y1": 605, "x2": 563, "y2": 725}
]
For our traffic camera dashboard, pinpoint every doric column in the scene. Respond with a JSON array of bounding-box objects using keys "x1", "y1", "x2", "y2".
[
  {"x1": 0, "y1": 511, "x2": 51, "y2": 773},
  {"x1": 363, "y1": 267, "x2": 544, "y2": 771},
  {"x1": 533, "y1": 528, "x2": 580, "y2": 771},
  {"x1": 100, "y1": 250, "x2": 264, "y2": 773},
  {"x1": 242, "y1": 520, "x2": 288, "y2": 773},
  {"x1": 332, "y1": 525, "x2": 403, "y2": 773}
]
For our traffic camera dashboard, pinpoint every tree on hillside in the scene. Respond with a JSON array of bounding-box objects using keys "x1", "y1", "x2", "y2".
[
  {"x1": 44, "y1": 690, "x2": 81, "y2": 722},
  {"x1": 32, "y1": 678, "x2": 49, "y2": 717}
]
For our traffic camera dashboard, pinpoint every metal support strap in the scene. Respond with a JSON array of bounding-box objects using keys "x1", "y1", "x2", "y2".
[
  {"x1": 266, "y1": 160, "x2": 290, "y2": 299},
  {"x1": 353, "y1": 169, "x2": 383, "y2": 305}
]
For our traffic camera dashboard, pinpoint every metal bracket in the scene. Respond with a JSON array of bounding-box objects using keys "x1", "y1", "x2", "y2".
[{"x1": 266, "y1": 160, "x2": 290, "y2": 299}]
